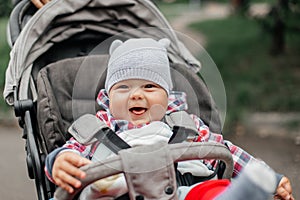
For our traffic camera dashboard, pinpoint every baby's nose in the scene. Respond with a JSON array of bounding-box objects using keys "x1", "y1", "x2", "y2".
[{"x1": 130, "y1": 88, "x2": 144, "y2": 100}]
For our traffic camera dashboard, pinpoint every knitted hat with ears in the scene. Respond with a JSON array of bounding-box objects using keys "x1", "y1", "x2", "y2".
[{"x1": 105, "y1": 38, "x2": 173, "y2": 94}]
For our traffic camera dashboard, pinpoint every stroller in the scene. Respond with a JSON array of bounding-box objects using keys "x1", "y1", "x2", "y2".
[{"x1": 4, "y1": 0, "x2": 232, "y2": 199}]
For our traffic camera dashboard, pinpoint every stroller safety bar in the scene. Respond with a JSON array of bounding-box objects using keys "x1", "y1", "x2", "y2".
[{"x1": 54, "y1": 142, "x2": 233, "y2": 200}]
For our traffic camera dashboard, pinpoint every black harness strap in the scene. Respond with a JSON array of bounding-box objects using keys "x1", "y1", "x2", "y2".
[
  {"x1": 168, "y1": 126, "x2": 189, "y2": 144},
  {"x1": 93, "y1": 127, "x2": 131, "y2": 154},
  {"x1": 68, "y1": 114, "x2": 131, "y2": 154}
]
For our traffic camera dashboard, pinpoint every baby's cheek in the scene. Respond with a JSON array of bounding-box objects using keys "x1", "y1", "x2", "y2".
[
  {"x1": 149, "y1": 104, "x2": 167, "y2": 121},
  {"x1": 109, "y1": 93, "x2": 129, "y2": 116}
]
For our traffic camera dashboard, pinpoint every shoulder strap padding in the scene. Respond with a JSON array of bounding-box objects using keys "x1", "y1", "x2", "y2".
[
  {"x1": 68, "y1": 114, "x2": 131, "y2": 153},
  {"x1": 165, "y1": 111, "x2": 198, "y2": 134},
  {"x1": 68, "y1": 114, "x2": 108, "y2": 145}
]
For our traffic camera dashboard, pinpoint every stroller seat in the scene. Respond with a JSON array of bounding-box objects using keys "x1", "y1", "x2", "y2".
[{"x1": 37, "y1": 55, "x2": 108, "y2": 153}]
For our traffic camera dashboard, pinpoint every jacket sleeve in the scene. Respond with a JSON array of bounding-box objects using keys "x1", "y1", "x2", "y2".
[
  {"x1": 44, "y1": 146, "x2": 68, "y2": 183},
  {"x1": 222, "y1": 139, "x2": 255, "y2": 177},
  {"x1": 190, "y1": 114, "x2": 255, "y2": 177}
]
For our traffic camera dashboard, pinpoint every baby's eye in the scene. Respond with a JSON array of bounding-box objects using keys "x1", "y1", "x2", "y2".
[
  {"x1": 144, "y1": 84, "x2": 157, "y2": 88},
  {"x1": 116, "y1": 85, "x2": 129, "y2": 89}
]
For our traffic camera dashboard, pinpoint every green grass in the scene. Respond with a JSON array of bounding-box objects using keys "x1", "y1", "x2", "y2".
[
  {"x1": 189, "y1": 15, "x2": 300, "y2": 129},
  {"x1": 0, "y1": 18, "x2": 10, "y2": 111}
]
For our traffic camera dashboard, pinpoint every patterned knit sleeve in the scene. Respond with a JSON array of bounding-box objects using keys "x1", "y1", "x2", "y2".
[
  {"x1": 190, "y1": 114, "x2": 255, "y2": 177},
  {"x1": 222, "y1": 140, "x2": 255, "y2": 177},
  {"x1": 62, "y1": 137, "x2": 92, "y2": 158}
]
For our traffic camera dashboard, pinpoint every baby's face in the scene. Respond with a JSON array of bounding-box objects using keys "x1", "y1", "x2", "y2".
[{"x1": 108, "y1": 79, "x2": 168, "y2": 125}]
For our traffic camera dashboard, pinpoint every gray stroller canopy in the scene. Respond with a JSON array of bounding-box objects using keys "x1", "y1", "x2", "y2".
[{"x1": 3, "y1": 0, "x2": 201, "y2": 105}]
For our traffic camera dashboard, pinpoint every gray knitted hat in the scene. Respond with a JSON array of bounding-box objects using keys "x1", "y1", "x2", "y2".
[{"x1": 105, "y1": 38, "x2": 173, "y2": 94}]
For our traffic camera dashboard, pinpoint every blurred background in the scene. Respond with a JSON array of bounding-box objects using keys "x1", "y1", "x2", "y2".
[{"x1": 0, "y1": 0, "x2": 299, "y2": 199}]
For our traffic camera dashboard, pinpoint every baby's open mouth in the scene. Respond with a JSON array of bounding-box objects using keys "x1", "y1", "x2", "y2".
[{"x1": 129, "y1": 107, "x2": 147, "y2": 115}]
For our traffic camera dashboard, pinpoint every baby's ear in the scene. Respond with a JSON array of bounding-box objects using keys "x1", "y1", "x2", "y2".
[
  {"x1": 109, "y1": 39, "x2": 123, "y2": 55},
  {"x1": 158, "y1": 38, "x2": 170, "y2": 49}
]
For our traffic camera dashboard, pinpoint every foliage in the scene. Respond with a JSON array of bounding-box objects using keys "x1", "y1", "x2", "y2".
[
  {"x1": 254, "y1": 0, "x2": 300, "y2": 55},
  {"x1": 231, "y1": 0, "x2": 251, "y2": 15},
  {"x1": 0, "y1": 18, "x2": 10, "y2": 111},
  {"x1": 189, "y1": 16, "x2": 300, "y2": 130},
  {"x1": 0, "y1": 0, "x2": 13, "y2": 17}
]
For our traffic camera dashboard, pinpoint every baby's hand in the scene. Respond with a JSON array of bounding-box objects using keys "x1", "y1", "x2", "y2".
[
  {"x1": 52, "y1": 151, "x2": 92, "y2": 193},
  {"x1": 31, "y1": 0, "x2": 51, "y2": 9},
  {"x1": 274, "y1": 176, "x2": 294, "y2": 200}
]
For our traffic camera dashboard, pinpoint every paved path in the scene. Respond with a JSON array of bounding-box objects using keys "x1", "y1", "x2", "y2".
[
  {"x1": 227, "y1": 133, "x2": 300, "y2": 199},
  {"x1": 0, "y1": 124, "x2": 36, "y2": 200}
]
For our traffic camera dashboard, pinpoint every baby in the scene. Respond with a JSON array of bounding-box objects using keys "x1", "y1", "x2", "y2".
[{"x1": 45, "y1": 38, "x2": 294, "y2": 200}]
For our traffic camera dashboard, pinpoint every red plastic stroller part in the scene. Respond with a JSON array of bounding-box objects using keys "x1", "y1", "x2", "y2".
[{"x1": 185, "y1": 179, "x2": 230, "y2": 200}]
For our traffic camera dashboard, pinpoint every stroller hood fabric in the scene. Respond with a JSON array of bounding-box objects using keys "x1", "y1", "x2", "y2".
[{"x1": 3, "y1": 0, "x2": 201, "y2": 105}]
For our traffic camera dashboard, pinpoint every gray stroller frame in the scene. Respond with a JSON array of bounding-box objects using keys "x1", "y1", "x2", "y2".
[
  {"x1": 56, "y1": 141, "x2": 233, "y2": 200},
  {"x1": 4, "y1": 0, "x2": 231, "y2": 199}
]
